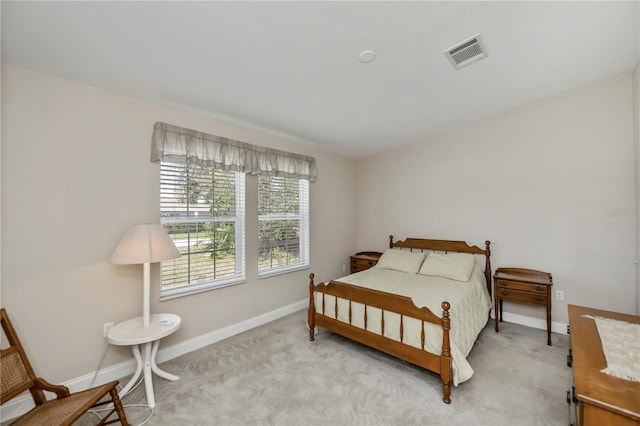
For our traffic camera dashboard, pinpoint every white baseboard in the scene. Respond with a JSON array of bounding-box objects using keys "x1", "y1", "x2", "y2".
[
  {"x1": 490, "y1": 310, "x2": 568, "y2": 335},
  {"x1": 0, "y1": 298, "x2": 308, "y2": 422}
]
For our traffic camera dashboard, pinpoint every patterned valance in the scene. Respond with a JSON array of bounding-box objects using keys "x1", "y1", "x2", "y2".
[{"x1": 151, "y1": 122, "x2": 317, "y2": 182}]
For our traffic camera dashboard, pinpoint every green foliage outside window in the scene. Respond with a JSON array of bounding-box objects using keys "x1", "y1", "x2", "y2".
[
  {"x1": 161, "y1": 163, "x2": 242, "y2": 288},
  {"x1": 258, "y1": 175, "x2": 306, "y2": 272}
]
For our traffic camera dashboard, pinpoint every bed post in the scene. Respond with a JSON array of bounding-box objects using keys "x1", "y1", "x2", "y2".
[
  {"x1": 389, "y1": 235, "x2": 394, "y2": 248},
  {"x1": 308, "y1": 273, "x2": 315, "y2": 342},
  {"x1": 440, "y1": 301, "x2": 452, "y2": 404},
  {"x1": 484, "y1": 241, "x2": 492, "y2": 297}
]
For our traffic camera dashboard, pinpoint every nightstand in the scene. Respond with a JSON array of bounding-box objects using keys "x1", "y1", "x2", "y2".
[
  {"x1": 493, "y1": 267, "x2": 553, "y2": 345},
  {"x1": 350, "y1": 251, "x2": 382, "y2": 273}
]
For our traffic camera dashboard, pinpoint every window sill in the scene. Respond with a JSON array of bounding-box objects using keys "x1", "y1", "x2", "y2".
[
  {"x1": 160, "y1": 277, "x2": 246, "y2": 301},
  {"x1": 258, "y1": 264, "x2": 310, "y2": 280}
]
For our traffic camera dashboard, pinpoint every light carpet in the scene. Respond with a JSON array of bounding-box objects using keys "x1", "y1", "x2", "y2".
[{"x1": 82, "y1": 309, "x2": 571, "y2": 426}]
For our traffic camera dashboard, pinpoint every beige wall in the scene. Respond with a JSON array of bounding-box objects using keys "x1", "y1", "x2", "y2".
[
  {"x1": 2, "y1": 63, "x2": 638, "y2": 386},
  {"x1": 357, "y1": 75, "x2": 636, "y2": 324},
  {"x1": 0, "y1": 65, "x2": 357, "y2": 383},
  {"x1": 634, "y1": 61, "x2": 640, "y2": 315}
]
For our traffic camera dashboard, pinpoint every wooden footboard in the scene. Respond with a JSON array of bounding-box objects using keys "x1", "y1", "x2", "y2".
[{"x1": 308, "y1": 273, "x2": 452, "y2": 404}]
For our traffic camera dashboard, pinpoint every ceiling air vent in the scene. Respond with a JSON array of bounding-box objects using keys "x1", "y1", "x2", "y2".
[{"x1": 444, "y1": 34, "x2": 488, "y2": 70}]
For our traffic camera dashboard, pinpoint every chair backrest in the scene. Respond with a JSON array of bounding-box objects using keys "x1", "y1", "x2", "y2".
[{"x1": 1, "y1": 308, "x2": 45, "y2": 405}]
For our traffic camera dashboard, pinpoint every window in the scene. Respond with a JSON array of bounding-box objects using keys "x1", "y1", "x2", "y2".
[
  {"x1": 258, "y1": 175, "x2": 309, "y2": 276},
  {"x1": 160, "y1": 161, "x2": 245, "y2": 299},
  {"x1": 152, "y1": 122, "x2": 316, "y2": 292}
]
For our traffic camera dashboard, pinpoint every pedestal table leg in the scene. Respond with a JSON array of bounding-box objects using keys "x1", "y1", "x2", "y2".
[
  {"x1": 150, "y1": 340, "x2": 179, "y2": 381},
  {"x1": 142, "y1": 342, "x2": 155, "y2": 408},
  {"x1": 119, "y1": 344, "x2": 143, "y2": 398}
]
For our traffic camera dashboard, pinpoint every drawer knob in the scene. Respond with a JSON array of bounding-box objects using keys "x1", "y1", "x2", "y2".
[
  {"x1": 499, "y1": 281, "x2": 508, "y2": 286},
  {"x1": 535, "y1": 295, "x2": 544, "y2": 302},
  {"x1": 500, "y1": 290, "x2": 509, "y2": 296},
  {"x1": 535, "y1": 285, "x2": 544, "y2": 291}
]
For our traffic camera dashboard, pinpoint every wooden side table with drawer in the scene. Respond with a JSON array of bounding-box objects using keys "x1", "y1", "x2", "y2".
[
  {"x1": 493, "y1": 267, "x2": 553, "y2": 345},
  {"x1": 350, "y1": 251, "x2": 382, "y2": 273}
]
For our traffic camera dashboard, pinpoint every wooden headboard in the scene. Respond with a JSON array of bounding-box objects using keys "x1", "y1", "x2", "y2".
[{"x1": 389, "y1": 235, "x2": 492, "y2": 296}]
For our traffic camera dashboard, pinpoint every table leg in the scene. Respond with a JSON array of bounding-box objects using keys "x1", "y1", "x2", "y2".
[
  {"x1": 150, "y1": 340, "x2": 179, "y2": 381},
  {"x1": 119, "y1": 341, "x2": 180, "y2": 408},
  {"x1": 547, "y1": 307, "x2": 552, "y2": 346},
  {"x1": 495, "y1": 297, "x2": 499, "y2": 332},
  {"x1": 119, "y1": 344, "x2": 143, "y2": 397},
  {"x1": 142, "y1": 342, "x2": 155, "y2": 408}
]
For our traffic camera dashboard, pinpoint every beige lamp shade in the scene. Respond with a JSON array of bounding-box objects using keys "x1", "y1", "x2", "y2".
[{"x1": 110, "y1": 224, "x2": 180, "y2": 265}]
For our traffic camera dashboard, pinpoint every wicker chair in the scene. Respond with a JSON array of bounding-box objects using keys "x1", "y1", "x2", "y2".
[{"x1": 0, "y1": 308, "x2": 130, "y2": 425}]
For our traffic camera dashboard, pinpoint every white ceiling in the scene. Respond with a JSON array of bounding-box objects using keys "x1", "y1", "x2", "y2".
[{"x1": 2, "y1": 1, "x2": 639, "y2": 159}]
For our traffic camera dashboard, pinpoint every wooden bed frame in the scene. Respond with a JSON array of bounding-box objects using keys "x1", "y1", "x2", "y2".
[{"x1": 308, "y1": 235, "x2": 491, "y2": 404}]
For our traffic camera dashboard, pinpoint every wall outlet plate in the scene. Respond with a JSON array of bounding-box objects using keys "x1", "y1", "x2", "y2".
[{"x1": 103, "y1": 322, "x2": 114, "y2": 337}]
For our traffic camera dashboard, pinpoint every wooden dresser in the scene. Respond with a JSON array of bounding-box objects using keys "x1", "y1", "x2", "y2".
[
  {"x1": 568, "y1": 305, "x2": 640, "y2": 426},
  {"x1": 350, "y1": 251, "x2": 382, "y2": 273}
]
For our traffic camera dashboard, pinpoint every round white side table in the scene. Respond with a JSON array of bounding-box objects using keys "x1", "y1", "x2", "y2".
[{"x1": 107, "y1": 313, "x2": 181, "y2": 408}]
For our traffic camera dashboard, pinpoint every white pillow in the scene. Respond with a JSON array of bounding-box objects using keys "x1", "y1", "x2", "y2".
[
  {"x1": 376, "y1": 249, "x2": 426, "y2": 274},
  {"x1": 418, "y1": 252, "x2": 475, "y2": 282}
]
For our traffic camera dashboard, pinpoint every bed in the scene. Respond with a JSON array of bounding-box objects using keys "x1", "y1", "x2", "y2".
[{"x1": 307, "y1": 236, "x2": 492, "y2": 404}]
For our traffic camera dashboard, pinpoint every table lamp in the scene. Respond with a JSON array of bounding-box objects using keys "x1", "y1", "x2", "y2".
[{"x1": 110, "y1": 224, "x2": 180, "y2": 326}]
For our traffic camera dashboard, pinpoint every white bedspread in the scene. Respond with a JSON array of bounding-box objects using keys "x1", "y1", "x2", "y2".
[{"x1": 314, "y1": 264, "x2": 491, "y2": 385}]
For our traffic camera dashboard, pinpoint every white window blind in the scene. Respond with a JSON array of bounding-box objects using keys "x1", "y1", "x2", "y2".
[
  {"x1": 160, "y1": 161, "x2": 245, "y2": 299},
  {"x1": 258, "y1": 176, "x2": 309, "y2": 276}
]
